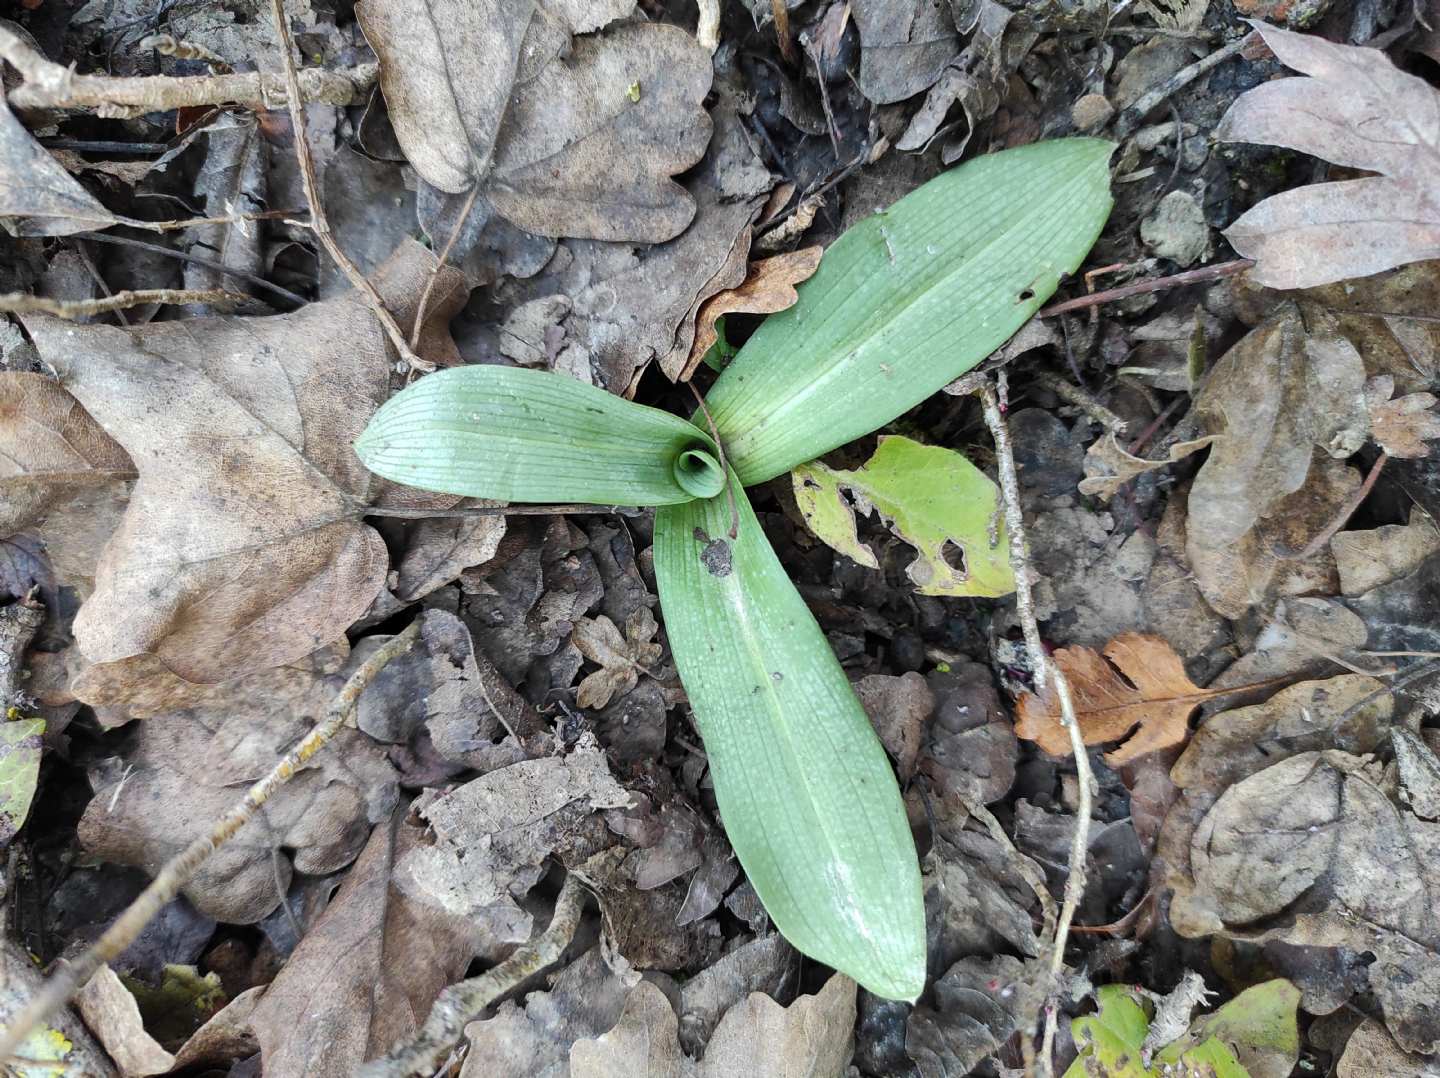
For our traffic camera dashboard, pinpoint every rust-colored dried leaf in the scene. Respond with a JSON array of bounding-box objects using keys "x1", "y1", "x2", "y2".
[
  {"x1": 1016, "y1": 632, "x2": 1238, "y2": 765},
  {"x1": 679, "y1": 247, "x2": 823, "y2": 381}
]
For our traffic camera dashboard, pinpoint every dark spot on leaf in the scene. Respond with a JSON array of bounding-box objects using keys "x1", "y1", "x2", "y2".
[
  {"x1": 699, "y1": 537, "x2": 732, "y2": 577},
  {"x1": 1018, "y1": 288, "x2": 1035, "y2": 302},
  {"x1": 771, "y1": 671, "x2": 783, "y2": 682}
]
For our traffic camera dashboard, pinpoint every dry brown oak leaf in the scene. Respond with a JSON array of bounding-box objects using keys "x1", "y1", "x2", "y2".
[
  {"x1": 1015, "y1": 632, "x2": 1276, "y2": 766},
  {"x1": 357, "y1": 0, "x2": 711, "y2": 243},
  {"x1": 20, "y1": 240, "x2": 467, "y2": 686},
  {"x1": 1218, "y1": 20, "x2": 1440, "y2": 288},
  {"x1": 573, "y1": 607, "x2": 662, "y2": 710}
]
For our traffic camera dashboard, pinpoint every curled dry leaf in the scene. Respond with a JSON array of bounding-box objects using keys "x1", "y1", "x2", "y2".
[
  {"x1": 77, "y1": 655, "x2": 400, "y2": 923},
  {"x1": 0, "y1": 96, "x2": 119, "y2": 236},
  {"x1": 21, "y1": 241, "x2": 466, "y2": 686},
  {"x1": 1015, "y1": 632, "x2": 1271, "y2": 766},
  {"x1": 1365, "y1": 375, "x2": 1440, "y2": 459},
  {"x1": 1218, "y1": 21, "x2": 1440, "y2": 288},
  {"x1": 573, "y1": 608, "x2": 662, "y2": 710},
  {"x1": 679, "y1": 247, "x2": 823, "y2": 381},
  {"x1": 1078, "y1": 432, "x2": 1214, "y2": 501}
]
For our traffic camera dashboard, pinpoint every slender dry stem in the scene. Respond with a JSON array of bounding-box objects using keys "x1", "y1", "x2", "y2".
[
  {"x1": 0, "y1": 288, "x2": 244, "y2": 319},
  {"x1": 972, "y1": 380, "x2": 1095, "y2": 1078},
  {"x1": 0, "y1": 622, "x2": 421, "y2": 1062},
  {"x1": 358, "y1": 873, "x2": 587, "y2": 1078},
  {"x1": 267, "y1": 0, "x2": 431, "y2": 372},
  {"x1": 0, "y1": 24, "x2": 373, "y2": 116}
]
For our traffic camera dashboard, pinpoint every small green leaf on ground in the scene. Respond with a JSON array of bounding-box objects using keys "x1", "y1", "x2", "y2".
[
  {"x1": 1065, "y1": 984, "x2": 1249, "y2": 1078},
  {"x1": 0, "y1": 717, "x2": 44, "y2": 846},
  {"x1": 791, "y1": 435, "x2": 1014, "y2": 597},
  {"x1": 1158, "y1": 980, "x2": 1301, "y2": 1078}
]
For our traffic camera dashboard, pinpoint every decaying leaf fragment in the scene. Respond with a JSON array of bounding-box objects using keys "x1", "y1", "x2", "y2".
[
  {"x1": 1079, "y1": 432, "x2": 1214, "y2": 501},
  {"x1": 791, "y1": 436, "x2": 1014, "y2": 597},
  {"x1": 0, "y1": 96, "x2": 119, "y2": 236},
  {"x1": 1218, "y1": 21, "x2": 1440, "y2": 287},
  {"x1": 574, "y1": 608, "x2": 662, "y2": 710},
  {"x1": 1016, "y1": 632, "x2": 1240, "y2": 765},
  {"x1": 1365, "y1": 375, "x2": 1440, "y2": 459},
  {"x1": 678, "y1": 247, "x2": 823, "y2": 381}
]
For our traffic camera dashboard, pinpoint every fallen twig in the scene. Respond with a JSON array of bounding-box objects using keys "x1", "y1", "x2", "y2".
[
  {"x1": 970, "y1": 379, "x2": 1094, "y2": 1078},
  {"x1": 268, "y1": 0, "x2": 431, "y2": 372},
  {"x1": 1038, "y1": 259, "x2": 1254, "y2": 318},
  {"x1": 0, "y1": 288, "x2": 245, "y2": 319},
  {"x1": 358, "y1": 872, "x2": 588, "y2": 1078},
  {"x1": 0, "y1": 621, "x2": 421, "y2": 1062},
  {"x1": 1112, "y1": 32, "x2": 1253, "y2": 139},
  {"x1": 76, "y1": 231, "x2": 308, "y2": 307},
  {"x1": 0, "y1": 25, "x2": 375, "y2": 116}
]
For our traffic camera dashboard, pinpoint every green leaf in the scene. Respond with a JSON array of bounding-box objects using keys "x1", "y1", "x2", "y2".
[
  {"x1": 355, "y1": 366, "x2": 724, "y2": 505},
  {"x1": 1064, "y1": 984, "x2": 1256, "y2": 1078},
  {"x1": 1158, "y1": 980, "x2": 1300, "y2": 1078},
  {"x1": 0, "y1": 717, "x2": 44, "y2": 845},
  {"x1": 791, "y1": 435, "x2": 1014, "y2": 597},
  {"x1": 653, "y1": 479, "x2": 925, "y2": 1000},
  {"x1": 705, "y1": 139, "x2": 1115, "y2": 484}
]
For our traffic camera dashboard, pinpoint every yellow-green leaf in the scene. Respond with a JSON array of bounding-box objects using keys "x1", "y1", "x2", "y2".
[
  {"x1": 705, "y1": 138, "x2": 1115, "y2": 484},
  {"x1": 355, "y1": 365, "x2": 724, "y2": 505},
  {"x1": 791, "y1": 436, "x2": 1013, "y2": 597},
  {"x1": 0, "y1": 718, "x2": 44, "y2": 846},
  {"x1": 653, "y1": 479, "x2": 925, "y2": 1001}
]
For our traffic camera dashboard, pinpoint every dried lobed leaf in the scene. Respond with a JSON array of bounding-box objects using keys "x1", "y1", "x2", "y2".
[{"x1": 573, "y1": 608, "x2": 662, "y2": 710}]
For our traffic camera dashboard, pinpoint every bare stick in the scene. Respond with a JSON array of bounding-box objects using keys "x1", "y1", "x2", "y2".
[
  {"x1": 697, "y1": 0, "x2": 722, "y2": 52},
  {"x1": 76, "y1": 231, "x2": 307, "y2": 306},
  {"x1": 1112, "y1": 32, "x2": 1253, "y2": 138},
  {"x1": 0, "y1": 288, "x2": 244, "y2": 319},
  {"x1": 972, "y1": 380, "x2": 1093, "y2": 1078},
  {"x1": 0, "y1": 25, "x2": 374, "y2": 116},
  {"x1": 0, "y1": 621, "x2": 422, "y2": 1061},
  {"x1": 358, "y1": 872, "x2": 587, "y2": 1078},
  {"x1": 408, "y1": 183, "x2": 480, "y2": 352},
  {"x1": 267, "y1": 0, "x2": 432, "y2": 373},
  {"x1": 1038, "y1": 259, "x2": 1254, "y2": 318}
]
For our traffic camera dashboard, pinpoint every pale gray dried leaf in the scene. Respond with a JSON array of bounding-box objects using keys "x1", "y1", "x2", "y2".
[
  {"x1": 73, "y1": 965, "x2": 174, "y2": 1077},
  {"x1": 1392, "y1": 727, "x2": 1440, "y2": 821},
  {"x1": 574, "y1": 608, "x2": 662, "y2": 710},
  {"x1": 852, "y1": 0, "x2": 958, "y2": 104},
  {"x1": 460, "y1": 947, "x2": 638, "y2": 1078},
  {"x1": 1218, "y1": 22, "x2": 1440, "y2": 287},
  {"x1": 1331, "y1": 512, "x2": 1440, "y2": 596},
  {"x1": 497, "y1": 101, "x2": 769, "y2": 391},
  {"x1": 1338, "y1": 1019, "x2": 1435, "y2": 1077},
  {"x1": 320, "y1": 148, "x2": 418, "y2": 299},
  {"x1": 0, "y1": 96, "x2": 118, "y2": 236},
  {"x1": 395, "y1": 733, "x2": 629, "y2": 939},
  {"x1": 182, "y1": 115, "x2": 265, "y2": 311},
  {"x1": 21, "y1": 241, "x2": 464, "y2": 686},
  {"x1": 853, "y1": 672, "x2": 932, "y2": 781},
  {"x1": 1079, "y1": 432, "x2": 1214, "y2": 501},
  {"x1": 77, "y1": 656, "x2": 399, "y2": 923},
  {"x1": 676, "y1": 935, "x2": 795, "y2": 1056},
  {"x1": 570, "y1": 972, "x2": 855, "y2": 1078},
  {"x1": 905, "y1": 954, "x2": 1038, "y2": 1078},
  {"x1": 923, "y1": 833, "x2": 1040, "y2": 976},
  {"x1": 250, "y1": 814, "x2": 482, "y2": 1077},
  {"x1": 1366, "y1": 375, "x2": 1440, "y2": 459},
  {"x1": 395, "y1": 502, "x2": 506, "y2": 603}
]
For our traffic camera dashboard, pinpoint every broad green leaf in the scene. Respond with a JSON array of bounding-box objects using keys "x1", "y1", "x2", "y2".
[
  {"x1": 1157, "y1": 980, "x2": 1300, "y2": 1078},
  {"x1": 654, "y1": 479, "x2": 925, "y2": 1000},
  {"x1": 355, "y1": 366, "x2": 724, "y2": 505},
  {"x1": 1064, "y1": 984, "x2": 1252, "y2": 1078},
  {"x1": 705, "y1": 139, "x2": 1115, "y2": 484},
  {"x1": 0, "y1": 717, "x2": 44, "y2": 845},
  {"x1": 791, "y1": 435, "x2": 1014, "y2": 597}
]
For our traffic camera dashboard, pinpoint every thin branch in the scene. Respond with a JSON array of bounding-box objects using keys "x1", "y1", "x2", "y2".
[
  {"x1": 1112, "y1": 32, "x2": 1253, "y2": 139},
  {"x1": 971, "y1": 379, "x2": 1094, "y2": 1078},
  {"x1": 358, "y1": 872, "x2": 588, "y2": 1078},
  {"x1": 0, "y1": 24, "x2": 375, "y2": 116},
  {"x1": 0, "y1": 621, "x2": 422, "y2": 1062},
  {"x1": 1038, "y1": 259, "x2": 1254, "y2": 318},
  {"x1": 76, "y1": 231, "x2": 307, "y2": 306},
  {"x1": 0, "y1": 288, "x2": 245, "y2": 319},
  {"x1": 408, "y1": 183, "x2": 480, "y2": 352},
  {"x1": 267, "y1": 0, "x2": 432, "y2": 372}
]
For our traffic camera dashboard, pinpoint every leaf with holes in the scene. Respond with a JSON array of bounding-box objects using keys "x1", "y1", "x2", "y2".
[{"x1": 791, "y1": 436, "x2": 1013, "y2": 597}]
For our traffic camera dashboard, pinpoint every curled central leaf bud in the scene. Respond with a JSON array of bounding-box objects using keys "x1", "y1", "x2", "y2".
[{"x1": 672, "y1": 445, "x2": 725, "y2": 499}]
